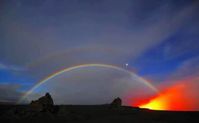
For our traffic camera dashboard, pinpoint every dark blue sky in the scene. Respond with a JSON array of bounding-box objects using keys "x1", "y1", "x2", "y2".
[{"x1": 0, "y1": 0, "x2": 199, "y2": 103}]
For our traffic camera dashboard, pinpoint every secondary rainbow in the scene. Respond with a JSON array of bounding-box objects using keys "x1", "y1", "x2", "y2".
[{"x1": 18, "y1": 64, "x2": 158, "y2": 103}]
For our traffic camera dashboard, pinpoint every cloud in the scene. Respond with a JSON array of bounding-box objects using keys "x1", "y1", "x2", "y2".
[
  {"x1": 0, "y1": 63, "x2": 7, "y2": 69},
  {"x1": 0, "y1": 62, "x2": 25, "y2": 71},
  {"x1": 0, "y1": 83, "x2": 25, "y2": 103},
  {"x1": 169, "y1": 56, "x2": 199, "y2": 80},
  {"x1": 1, "y1": 0, "x2": 195, "y2": 80},
  {"x1": 0, "y1": 0, "x2": 199, "y2": 104}
]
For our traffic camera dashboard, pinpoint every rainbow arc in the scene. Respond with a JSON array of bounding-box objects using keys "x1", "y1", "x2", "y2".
[{"x1": 18, "y1": 64, "x2": 158, "y2": 103}]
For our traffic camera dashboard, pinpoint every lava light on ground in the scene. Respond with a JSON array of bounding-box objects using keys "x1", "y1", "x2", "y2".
[{"x1": 137, "y1": 84, "x2": 188, "y2": 111}]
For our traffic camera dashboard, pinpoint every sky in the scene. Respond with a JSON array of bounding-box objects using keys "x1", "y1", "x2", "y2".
[{"x1": 0, "y1": 0, "x2": 199, "y2": 109}]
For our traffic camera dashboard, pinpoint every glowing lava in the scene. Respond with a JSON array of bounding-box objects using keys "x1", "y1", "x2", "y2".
[
  {"x1": 137, "y1": 84, "x2": 189, "y2": 111},
  {"x1": 139, "y1": 98, "x2": 167, "y2": 110}
]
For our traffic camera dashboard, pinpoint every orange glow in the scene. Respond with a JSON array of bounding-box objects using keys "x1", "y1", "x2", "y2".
[
  {"x1": 139, "y1": 99, "x2": 167, "y2": 110},
  {"x1": 136, "y1": 84, "x2": 191, "y2": 111}
]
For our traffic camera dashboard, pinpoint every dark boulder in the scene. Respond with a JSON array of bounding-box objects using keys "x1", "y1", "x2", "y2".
[
  {"x1": 110, "y1": 97, "x2": 122, "y2": 108},
  {"x1": 30, "y1": 93, "x2": 54, "y2": 112}
]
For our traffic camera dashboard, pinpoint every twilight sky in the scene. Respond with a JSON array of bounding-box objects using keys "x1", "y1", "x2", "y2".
[{"x1": 0, "y1": 0, "x2": 199, "y2": 108}]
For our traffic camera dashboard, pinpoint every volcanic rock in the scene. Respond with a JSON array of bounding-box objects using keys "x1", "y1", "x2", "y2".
[
  {"x1": 110, "y1": 97, "x2": 122, "y2": 108},
  {"x1": 30, "y1": 92, "x2": 54, "y2": 112}
]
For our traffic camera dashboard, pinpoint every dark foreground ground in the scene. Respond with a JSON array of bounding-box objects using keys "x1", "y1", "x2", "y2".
[{"x1": 0, "y1": 105, "x2": 199, "y2": 123}]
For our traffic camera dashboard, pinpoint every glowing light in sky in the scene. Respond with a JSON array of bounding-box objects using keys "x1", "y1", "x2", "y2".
[
  {"x1": 139, "y1": 98, "x2": 167, "y2": 110},
  {"x1": 137, "y1": 83, "x2": 195, "y2": 111}
]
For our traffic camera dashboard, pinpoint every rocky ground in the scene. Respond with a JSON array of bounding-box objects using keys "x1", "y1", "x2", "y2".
[
  {"x1": 0, "y1": 93, "x2": 198, "y2": 123},
  {"x1": 0, "y1": 104, "x2": 199, "y2": 123}
]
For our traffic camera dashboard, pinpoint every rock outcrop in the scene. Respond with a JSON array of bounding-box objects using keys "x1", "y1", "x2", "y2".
[
  {"x1": 30, "y1": 93, "x2": 54, "y2": 112},
  {"x1": 110, "y1": 97, "x2": 122, "y2": 108}
]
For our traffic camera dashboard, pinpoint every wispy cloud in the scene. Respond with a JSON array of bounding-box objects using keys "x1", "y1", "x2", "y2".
[
  {"x1": 0, "y1": 0, "x2": 199, "y2": 105},
  {"x1": 170, "y1": 56, "x2": 199, "y2": 80},
  {"x1": 0, "y1": 62, "x2": 25, "y2": 71},
  {"x1": 0, "y1": 83, "x2": 25, "y2": 103},
  {"x1": 1, "y1": 0, "x2": 195, "y2": 80}
]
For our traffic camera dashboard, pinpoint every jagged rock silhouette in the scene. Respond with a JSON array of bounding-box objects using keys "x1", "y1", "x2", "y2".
[
  {"x1": 110, "y1": 97, "x2": 122, "y2": 108},
  {"x1": 1, "y1": 94, "x2": 198, "y2": 122},
  {"x1": 30, "y1": 92, "x2": 54, "y2": 112}
]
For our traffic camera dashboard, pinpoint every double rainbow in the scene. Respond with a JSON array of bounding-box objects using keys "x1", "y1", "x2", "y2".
[{"x1": 18, "y1": 64, "x2": 158, "y2": 103}]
